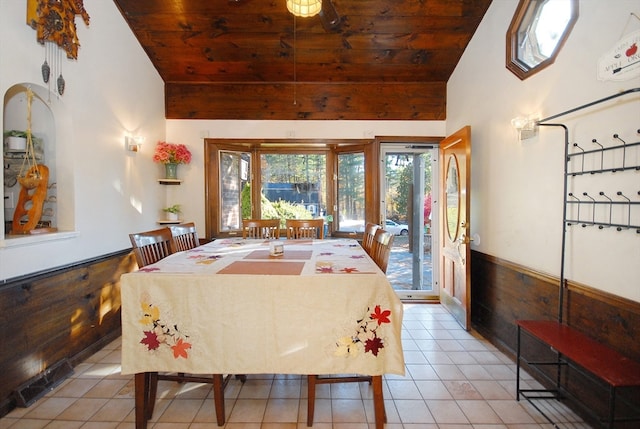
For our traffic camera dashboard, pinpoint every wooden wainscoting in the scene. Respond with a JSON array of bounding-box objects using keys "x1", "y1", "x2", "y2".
[
  {"x1": 0, "y1": 250, "x2": 137, "y2": 417},
  {"x1": 471, "y1": 250, "x2": 640, "y2": 427},
  {"x1": 470, "y1": 250, "x2": 640, "y2": 360}
]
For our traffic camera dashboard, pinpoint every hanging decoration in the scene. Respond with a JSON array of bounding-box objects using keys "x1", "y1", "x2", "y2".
[
  {"x1": 41, "y1": 58, "x2": 50, "y2": 83},
  {"x1": 12, "y1": 87, "x2": 53, "y2": 235},
  {"x1": 17, "y1": 88, "x2": 42, "y2": 189},
  {"x1": 27, "y1": 0, "x2": 90, "y2": 95},
  {"x1": 39, "y1": 41, "x2": 66, "y2": 95},
  {"x1": 597, "y1": 13, "x2": 640, "y2": 82}
]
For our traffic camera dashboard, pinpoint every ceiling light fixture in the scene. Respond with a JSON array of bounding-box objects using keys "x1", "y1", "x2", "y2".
[{"x1": 287, "y1": 0, "x2": 322, "y2": 17}]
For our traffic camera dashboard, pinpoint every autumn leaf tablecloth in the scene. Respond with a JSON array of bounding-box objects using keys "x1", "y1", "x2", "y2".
[{"x1": 120, "y1": 238, "x2": 405, "y2": 376}]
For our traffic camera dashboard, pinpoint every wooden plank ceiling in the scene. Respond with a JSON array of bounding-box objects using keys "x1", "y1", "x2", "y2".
[{"x1": 113, "y1": 0, "x2": 492, "y2": 120}]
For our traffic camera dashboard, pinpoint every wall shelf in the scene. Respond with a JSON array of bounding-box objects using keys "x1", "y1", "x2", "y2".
[
  {"x1": 158, "y1": 179, "x2": 182, "y2": 185},
  {"x1": 157, "y1": 220, "x2": 182, "y2": 225}
]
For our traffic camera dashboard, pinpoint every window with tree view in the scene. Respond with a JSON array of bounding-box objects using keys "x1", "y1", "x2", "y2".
[
  {"x1": 258, "y1": 153, "x2": 327, "y2": 224},
  {"x1": 207, "y1": 140, "x2": 375, "y2": 239}
]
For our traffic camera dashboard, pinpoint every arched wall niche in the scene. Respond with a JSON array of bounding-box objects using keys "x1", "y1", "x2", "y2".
[{"x1": 2, "y1": 82, "x2": 75, "y2": 242}]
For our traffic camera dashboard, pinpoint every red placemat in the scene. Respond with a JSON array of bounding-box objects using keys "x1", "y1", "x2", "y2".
[
  {"x1": 244, "y1": 250, "x2": 313, "y2": 260},
  {"x1": 217, "y1": 261, "x2": 305, "y2": 275}
]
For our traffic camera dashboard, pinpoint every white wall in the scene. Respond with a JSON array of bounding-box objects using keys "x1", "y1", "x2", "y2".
[
  {"x1": 165, "y1": 120, "x2": 446, "y2": 230},
  {"x1": 0, "y1": 0, "x2": 165, "y2": 280},
  {"x1": 0, "y1": 1, "x2": 445, "y2": 280},
  {"x1": 5, "y1": 0, "x2": 635, "y2": 304},
  {"x1": 447, "y1": 0, "x2": 640, "y2": 302}
]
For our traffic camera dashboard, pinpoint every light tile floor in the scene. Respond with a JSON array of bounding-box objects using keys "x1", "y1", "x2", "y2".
[{"x1": 0, "y1": 304, "x2": 592, "y2": 429}]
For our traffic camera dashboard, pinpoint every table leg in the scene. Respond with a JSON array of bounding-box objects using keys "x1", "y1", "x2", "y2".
[
  {"x1": 213, "y1": 374, "x2": 225, "y2": 426},
  {"x1": 608, "y1": 385, "x2": 616, "y2": 429},
  {"x1": 134, "y1": 373, "x2": 149, "y2": 429},
  {"x1": 372, "y1": 375, "x2": 386, "y2": 429},
  {"x1": 516, "y1": 325, "x2": 521, "y2": 401},
  {"x1": 307, "y1": 375, "x2": 317, "y2": 426},
  {"x1": 147, "y1": 372, "x2": 158, "y2": 419}
]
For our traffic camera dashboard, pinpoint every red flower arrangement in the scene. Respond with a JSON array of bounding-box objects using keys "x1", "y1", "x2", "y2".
[{"x1": 153, "y1": 141, "x2": 192, "y2": 164}]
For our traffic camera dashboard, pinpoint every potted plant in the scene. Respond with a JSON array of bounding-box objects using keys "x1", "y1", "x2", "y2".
[
  {"x1": 163, "y1": 204, "x2": 181, "y2": 221},
  {"x1": 3, "y1": 130, "x2": 28, "y2": 151}
]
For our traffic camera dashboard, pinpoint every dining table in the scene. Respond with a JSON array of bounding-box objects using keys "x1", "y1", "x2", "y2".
[{"x1": 120, "y1": 237, "x2": 405, "y2": 428}]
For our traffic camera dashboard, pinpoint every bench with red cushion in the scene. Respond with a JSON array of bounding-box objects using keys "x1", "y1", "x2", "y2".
[{"x1": 516, "y1": 320, "x2": 640, "y2": 428}]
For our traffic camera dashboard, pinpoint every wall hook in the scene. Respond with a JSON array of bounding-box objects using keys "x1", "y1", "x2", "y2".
[
  {"x1": 638, "y1": 192, "x2": 640, "y2": 234},
  {"x1": 567, "y1": 193, "x2": 580, "y2": 225},
  {"x1": 582, "y1": 192, "x2": 596, "y2": 226},
  {"x1": 612, "y1": 133, "x2": 627, "y2": 169},
  {"x1": 591, "y1": 139, "x2": 604, "y2": 171},
  {"x1": 616, "y1": 191, "x2": 630, "y2": 200},
  {"x1": 598, "y1": 191, "x2": 613, "y2": 229},
  {"x1": 571, "y1": 143, "x2": 585, "y2": 175},
  {"x1": 613, "y1": 134, "x2": 626, "y2": 144},
  {"x1": 616, "y1": 191, "x2": 632, "y2": 230}
]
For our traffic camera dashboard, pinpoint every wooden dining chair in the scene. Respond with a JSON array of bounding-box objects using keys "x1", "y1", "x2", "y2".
[
  {"x1": 242, "y1": 218, "x2": 281, "y2": 239},
  {"x1": 169, "y1": 222, "x2": 200, "y2": 251},
  {"x1": 362, "y1": 222, "x2": 380, "y2": 256},
  {"x1": 285, "y1": 218, "x2": 324, "y2": 239},
  {"x1": 308, "y1": 228, "x2": 391, "y2": 427},
  {"x1": 129, "y1": 227, "x2": 244, "y2": 426},
  {"x1": 369, "y1": 228, "x2": 395, "y2": 273},
  {"x1": 307, "y1": 374, "x2": 386, "y2": 427},
  {"x1": 129, "y1": 227, "x2": 177, "y2": 267}
]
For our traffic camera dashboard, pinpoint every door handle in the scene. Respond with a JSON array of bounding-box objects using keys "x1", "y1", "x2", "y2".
[
  {"x1": 456, "y1": 232, "x2": 472, "y2": 265},
  {"x1": 457, "y1": 234, "x2": 473, "y2": 245}
]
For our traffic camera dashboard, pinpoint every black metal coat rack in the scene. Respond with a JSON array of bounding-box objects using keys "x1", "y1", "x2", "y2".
[{"x1": 537, "y1": 87, "x2": 640, "y2": 323}]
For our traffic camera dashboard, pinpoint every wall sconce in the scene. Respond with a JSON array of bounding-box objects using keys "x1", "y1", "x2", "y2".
[
  {"x1": 511, "y1": 116, "x2": 539, "y2": 141},
  {"x1": 125, "y1": 135, "x2": 144, "y2": 152}
]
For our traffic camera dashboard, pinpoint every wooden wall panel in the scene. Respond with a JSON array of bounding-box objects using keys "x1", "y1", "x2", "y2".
[
  {"x1": 471, "y1": 250, "x2": 640, "y2": 427},
  {"x1": 114, "y1": 0, "x2": 492, "y2": 120},
  {"x1": 471, "y1": 251, "x2": 640, "y2": 361},
  {"x1": 0, "y1": 250, "x2": 136, "y2": 417},
  {"x1": 165, "y1": 82, "x2": 446, "y2": 120}
]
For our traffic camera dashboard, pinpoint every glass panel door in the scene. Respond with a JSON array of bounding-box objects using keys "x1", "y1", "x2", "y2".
[
  {"x1": 219, "y1": 150, "x2": 250, "y2": 232},
  {"x1": 381, "y1": 145, "x2": 439, "y2": 300},
  {"x1": 337, "y1": 152, "x2": 365, "y2": 233}
]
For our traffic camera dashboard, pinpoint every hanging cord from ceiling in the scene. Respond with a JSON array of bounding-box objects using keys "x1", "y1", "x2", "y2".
[{"x1": 293, "y1": 14, "x2": 298, "y2": 105}]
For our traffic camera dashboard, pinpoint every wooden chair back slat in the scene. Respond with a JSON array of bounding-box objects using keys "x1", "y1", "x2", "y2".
[
  {"x1": 370, "y1": 228, "x2": 394, "y2": 273},
  {"x1": 129, "y1": 227, "x2": 176, "y2": 268},
  {"x1": 285, "y1": 219, "x2": 324, "y2": 239},
  {"x1": 362, "y1": 222, "x2": 380, "y2": 256},
  {"x1": 169, "y1": 222, "x2": 199, "y2": 251},
  {"x1": 242, "y1": 219, "x2": 281, "y2": 239}
]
